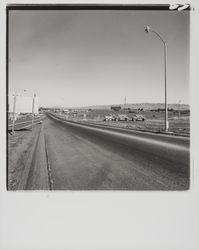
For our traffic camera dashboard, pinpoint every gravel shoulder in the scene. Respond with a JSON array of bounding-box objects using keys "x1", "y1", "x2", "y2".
[{"x1": 8, "y1": 125, "x2": 41, "y2": 190}]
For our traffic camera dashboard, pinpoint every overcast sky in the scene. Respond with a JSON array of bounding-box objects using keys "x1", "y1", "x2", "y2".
[{"x1": 9, "y1": 9, "x2": 190, "y2": 107}]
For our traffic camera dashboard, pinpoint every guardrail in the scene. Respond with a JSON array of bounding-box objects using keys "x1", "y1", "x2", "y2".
[{"x1": 8, "y1": 117, "x2": 43, "y2": 131}]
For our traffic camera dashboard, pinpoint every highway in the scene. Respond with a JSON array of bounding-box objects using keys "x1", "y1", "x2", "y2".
[{"x1": 36, "y1": 113, "x2": 190, "y2": 190}]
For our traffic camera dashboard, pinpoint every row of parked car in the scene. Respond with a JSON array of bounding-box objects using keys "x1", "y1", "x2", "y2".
[{"x1": 104, "y1": 114, "x2": 146, "y2": 122}]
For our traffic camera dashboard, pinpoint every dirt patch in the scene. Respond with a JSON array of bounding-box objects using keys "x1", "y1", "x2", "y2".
[{"x1": 7, "y1": 125, "x2": 41, "y2": 190}]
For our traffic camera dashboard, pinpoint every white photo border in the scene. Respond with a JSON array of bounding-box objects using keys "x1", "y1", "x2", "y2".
[{"x1": 0, "y1": 1, "x2": 199, "y2": 250}]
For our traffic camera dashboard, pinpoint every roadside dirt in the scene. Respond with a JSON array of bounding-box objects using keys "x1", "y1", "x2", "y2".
[{"x1": 7, "y1": 125, "x2": 41, "y2": 190}]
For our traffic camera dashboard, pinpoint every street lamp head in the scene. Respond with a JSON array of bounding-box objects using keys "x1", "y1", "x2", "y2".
[
  {"x1": 177, "y1": 4, "x2": 189, "y2": 11},
  {"x1": 145, "y1": 26, "x2": 150, "y2": 33},
  {"x1": 169, "y1": 4, "x2": 189, "y2": 11},
  {"x1": 169, "y1": 4, "x2": 179, "y2": 10}
]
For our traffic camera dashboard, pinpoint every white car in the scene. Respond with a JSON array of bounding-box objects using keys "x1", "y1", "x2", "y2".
[
  {"x1": 118, "y1": 114, "x2": 131, "y2": 121},
  {"x1": 104, "y1": 114, "x2": 117, "y2": 121},
  {"x1": 132, "y1": 115, "x2": 146, "y2": 121}
]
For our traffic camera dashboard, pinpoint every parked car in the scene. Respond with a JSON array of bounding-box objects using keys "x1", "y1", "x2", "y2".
[
  {"x1": 104, "y1": 114, "x2": 117, "y2": 121},
  {"x1": 118, "y1": 114, "x2": 131, "y2": 121},
  {"x1": 132, "y1": 114, "x2": 146, "y2": 121}
]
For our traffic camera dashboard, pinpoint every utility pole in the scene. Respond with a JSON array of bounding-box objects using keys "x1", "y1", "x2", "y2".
[
  {"x1": 10, "y1": 89, "x2": 27, "y2": 134},
  {"x1": 32, "y1": 93, "x2": 36, "y2": 131},
  {"x1": 12, "y1": 94, "x2": 16, "y2": 134}
]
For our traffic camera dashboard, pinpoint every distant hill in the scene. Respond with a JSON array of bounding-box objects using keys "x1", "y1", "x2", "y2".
[
  {"x1": 80, "y1": 103, "x2": 190, "y2": 110},
  {"x1": 45, "y1": 103, "x2": 190, "y2": 110}
]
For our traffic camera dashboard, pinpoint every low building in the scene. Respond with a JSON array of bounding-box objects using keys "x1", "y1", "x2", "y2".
[{"x1": 110, "y1": 106, "x2": 121, "y2": 111}]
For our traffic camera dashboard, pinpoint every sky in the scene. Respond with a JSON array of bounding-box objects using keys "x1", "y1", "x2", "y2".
[{"x1": 9, "y1": 9, "x2": 190, "y2": 108}]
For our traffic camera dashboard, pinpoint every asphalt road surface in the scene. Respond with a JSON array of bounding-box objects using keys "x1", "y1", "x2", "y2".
[{"x1": 40, "y1": 114, "x2": 189, "y2": 190}]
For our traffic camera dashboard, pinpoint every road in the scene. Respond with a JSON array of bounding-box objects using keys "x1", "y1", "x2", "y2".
[{"x1": 32, "y1": 113, "x2": 189, "y2": 190}]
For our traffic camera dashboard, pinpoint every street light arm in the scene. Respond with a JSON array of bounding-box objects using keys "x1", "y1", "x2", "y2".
[{"x1": 150, "y1": 29, "x2": 166, "y2": 45}]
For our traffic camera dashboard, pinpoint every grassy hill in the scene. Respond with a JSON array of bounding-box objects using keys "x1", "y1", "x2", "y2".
[
  {"x1": 46, "y1": 103, "x2": 189, "y2": 111},
  {"x1": 80, "y1": 103, "x2": 190, "y2": 110}
]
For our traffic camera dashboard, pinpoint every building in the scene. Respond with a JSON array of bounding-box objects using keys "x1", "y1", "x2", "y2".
[{"x1": 110, "y1": 106, "x2": 121, "y2": 111}]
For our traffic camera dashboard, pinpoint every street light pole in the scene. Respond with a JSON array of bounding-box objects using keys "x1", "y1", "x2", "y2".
[
  {"x1": 164, "y1": 41, "x2": 169, "y2": 132},
  {"x1": 145, "y1": 26, "x2": 169, "y2": 132}
]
